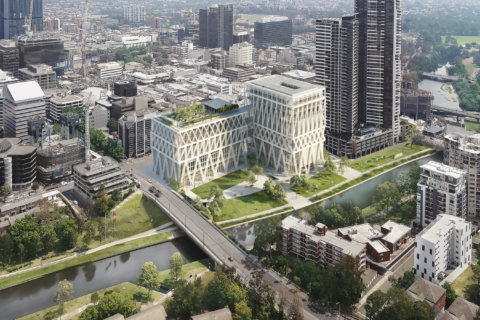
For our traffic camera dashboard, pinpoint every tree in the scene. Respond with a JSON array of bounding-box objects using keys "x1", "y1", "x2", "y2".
[
  {"x1": 107, "y1": 118, "x2": 117, "y2": 133},
  {"x1": 143, "y1": 55, "x2": 153, "y2": 65},
  {"x1": 192, "y1": 196, "x2": 204, "y2": 210},
  {"x1": 168, "y1": 178, "x2": 184, "y2": 192},
  {"x1": 365, "y1": 287, "x2": 414, "y2": 320},
  {"x1": 398, "y1": 165, "x2": 422, "y2": 196},
  {"x1": 97, "y1": 221, "x2": 105, "y2": 244},
  {"x1": 209, "y1": 201, "x2": 222, "y2": 219},
  {"x1": 95, "y1": 189, "x2": 109, "y2": 215},
  {"x1": 263, "y1": 178, "x2": 275, "y2": 195},
  {"x1": 272, "y1": 183, "x2": 287, "y2": 200},
  {"x1": 411, "y1": 300, "x2": 436, "y2": 320},
  {"x1": 258, "y1": 157, "x2": 266, "y2": 167},
  {"x1": 90, "y1": 129, "x2": 107, "y2": 151},
  {"x1": 372, "y1": 181, "x2": 401, "y2": 213},
  {"x1": 389, "y1": 270, "x2": 415, "y2": 289},
  {"x1": 205, "y1": 265, "x2": 248, "y2": 311},
  {"x1": 32, "y1": 182, "x2": 39, "y2": 191},
  {"x1": 78, "y1": 306, "x2": 99, "y2": 320},
  {"x1": 323, "y1": 157, "x2": 337, "y2": 174},
  {"x1": 0, "y1": 184, "x2": 11, "y2": 198},
  {"x1": 111, "y1": 188, "x2": 123, "y2": 202},
  {"x1": 82, "y1": 221, "x2": 96, "y2": 247},
  {"x1": 442, "y1": 282, "x2": 456, "y2": 307},
  {"x1": 254, "y1": 215, "x2": 282, "y2": 258},
  {"x1": 253, "y1": 165, "x2": 263, "y2": 178},
  {"x1": 55, "y1": 219, "x2": 78, "y2": 250},
  {"x1": 90, "y1": 292, "x2": 100, "y2": 305},
  {"x1": 96, "y1": 292, "x2": 140, "y2": 318},
  {"x1": 469, "y1": 263, "x2": 480, "y2": 303},
  {"x1": 169, "y1": 252, "x2": 183, "y2": 280},
  {"x1": 9, "y1": 216, "x2": 42, "y2": 258},
  {"x1": 339, "y1": 156, "x2": 349, "y2": 175},
  {"x1": 40, "y1": 225, "x2": 57, "y2": 252},
  {"x1": 0, "y1": 234, "x2": 13, "y2": 264},
  {"x1": 234, "y1": 301, "x2": 252, "y2": 320},
  {"x1": 164, "y1": 278, "x2": 205, "y2": 317},
  {"x1": 290, "y1": 175, "x2": 301, "y2": 187},
  {"x1": 53, "y1": 123, "x2": 62, "y2": 135},
  {"x1": 138, "y1": 261, "x2": 162, "y2": 299},
  {"x1": 286, "y1": 290, "x2": 304, "y2": 320},
  {"x1": 37, "y1": 199, "x2": 55, "y2": 226},
  {"x1": 407, "y1": 126, "x2": 418, "y2": 149},
  {"x1": 245, "y1": 172, "x2": 257, "y2": 186},
  {"x1": 79, "y1": 121, "x2": 86, "y2": 134},
  {"x1": 54, "y1": 279, "x2": 74, "y2": 319}
]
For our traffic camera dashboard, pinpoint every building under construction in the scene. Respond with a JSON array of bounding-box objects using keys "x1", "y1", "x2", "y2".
[
  {"x1": 400, "y1": 83, "x2": 434, "y2": 120},
  {"x1": 36, "y1": 141, "x2": 86, "y2": 186}
]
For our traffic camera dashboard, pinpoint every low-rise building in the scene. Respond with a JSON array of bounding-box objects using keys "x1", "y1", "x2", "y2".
[
  {"x1": 414, "y1": 214, "x2": 472, "y2": 283},
  {"x1": 423, "y1": 126, "x2": 445, "y2": 138},
  {"x1": 18, "y1": 64, "x2": 56, "y2": 90},
  {"x1": 122, "y1": 36, "x2": 152, "y2": 48},
  {"x1": 442, "y1": 296, "x2": 479, "y2": 320},
  {"x1": 416, "y1": 161, "x2": 467, "y2": 227},
  {"x1": 279, "y1": 215, "x2": 367, "y2": 269},
  {"x1": 118, "y1": 108, "x2": 157, "y2": 158},
  {"x1": 407, "y1": 278, "x2": 446, "y2": 316},
  {"x1": 90, "y1": 105, "x2": 110, "y2": 129},
  {"x1": 229, "y1": 42, "x2": 253, "y2": 67},
  {"x1": 96, "y1": 62, "x2": 123, "y2": 79},
  {"x1": 49, "y1": 94, "x2": 83, "y2": 122},
  {"x1": 223, "y1": 64, "x2": 255, "y2": 82}
]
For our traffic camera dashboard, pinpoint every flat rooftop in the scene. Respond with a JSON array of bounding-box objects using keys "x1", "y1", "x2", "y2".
[
  {"x1": 381, "y1": 220, "x2": 412, "y2": 244},
  {"x1": 203, "y1": 98, "x2": 231, "y2": 110},
  {"x1": 338, "y1": 223, "x2": 383, "y2": 244},
  {"x1": 246, "y1": 75, "x2": 323, "y2": 97},
  {"x1": 420, "y1": 161, "x2": 466, "y2": 180},
  {"x1": 418, "y1": 214, "x2": 470, "y2": 244},
  {"x1": 51, "y1": 94, "x2": 83, "y2": 104}
]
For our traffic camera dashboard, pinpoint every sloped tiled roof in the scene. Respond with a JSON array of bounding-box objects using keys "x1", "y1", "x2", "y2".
[
  {"x1": 408, "y1": 278, "x2": 446, "y2": 304},
  {"x1": 444, "y1": 296, "x2": 479, "y2": 320}
]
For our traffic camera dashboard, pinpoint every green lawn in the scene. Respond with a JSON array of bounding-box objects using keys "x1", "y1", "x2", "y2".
[
  {"x1": 220, "y1": 190, "x2": 289, "y2": 221},
  {"x1": 362, "y1": 206, "x2": 378, "y2": 219},
  {"x1": 465, "y1": 119, "x2": 480, "y2": 132},
  {"x1": 201, "y1": 271, "x2": 215, "y2": 285},
  {"x1": 191, "y1": 170, "x2": 245, "y2": 199},
  {"x1": 19, "y1": 282, "x2": 163, "y2": 320},
  {"x1": 290, "y1": 171, "x2": 347, "y2": 197},
  {"x1": 441, "y1": 35, "x2": 480, "y2": 46},
  {"x1": 349, "y1": 144, "x2": 429, "y2": 173},
  {"x1": 93, "y1": 193, "x2": 171, "y2": 240},
  {"x1": 0, "y1": 232, "x2": 172, "y2": 290},
  {"x1": 159, "y1": 259, "x2": 210, "y2": 288},
  {"x1": 451, "y1": 266, "x2": 474, "y2": 297}
]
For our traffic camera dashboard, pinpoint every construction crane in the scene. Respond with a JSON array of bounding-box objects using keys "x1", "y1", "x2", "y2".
[
  {"x1": 403, "y1": 45, "x2": 423, "y2": 85},
  {"x1": 24, "y1": 0, "x2": 35, "y2": 34},
  {"x1": 81, "y1": 0, "x2": 89, "y2": 90}
]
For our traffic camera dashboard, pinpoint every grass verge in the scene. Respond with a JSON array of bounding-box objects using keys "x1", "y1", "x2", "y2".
[
  {"x1": 311, "y1": 149, "x2": 434, "y2": 203},
  {"x1": 362, "y1": 206, "x2": 378, "y2": 219},
  {"x1": 0, "y1": 232, "x2": 172, "y2": 290},
  {"x1": 219, "y1": 207, "x2": 294, "y2": 228},
  {"x1": 19, "y1": 282, "x2": 163, "y2": 320},
  {"x1": 465, "y1": 119, "x2": 480, "y2": 132},
  {"x1": 220, "y1": 190, "x2": 289, "y2": 221},
  {"x1": 159, "y1": 259, "x2": 210, "y2": 289},
  {"x1": 349, "y1": 145, "x2": 429, "y2": 172},
  {"x1": 191, "y1": 170, "x2": 245, "y2": 199},
  {"x1": 451, "y1": 265, "x2": 473, "y2": 297},
  {"x1": 441, "y1": 35, "x2": 480, "y2": 46},
  {"x1": 290, "y1": 171, "x2": 347, "y2": 197}
]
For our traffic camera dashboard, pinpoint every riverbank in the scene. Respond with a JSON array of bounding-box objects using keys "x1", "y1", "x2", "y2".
[{"x1": 0, "y1": 231, "x2": 182, "y2": 291}]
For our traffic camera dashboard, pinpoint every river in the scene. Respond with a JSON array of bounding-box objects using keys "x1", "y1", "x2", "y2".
[
  {"x1": 227, "y1": 153, "x2": 442, "y2": 248},
  {"x1": 418, "y1": 63, "x2": 461, "y2": 111},
  {"x1": 0, "y1": 237, "x2": 208, "y2": 320}
]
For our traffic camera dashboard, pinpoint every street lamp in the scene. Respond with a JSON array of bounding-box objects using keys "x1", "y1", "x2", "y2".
[{"x1": 336, "y1": 302, "x2": 341, "y2": 319}]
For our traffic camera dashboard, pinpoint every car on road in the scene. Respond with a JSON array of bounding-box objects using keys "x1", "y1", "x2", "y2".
[
  {"x1": 61, "y1": 181, "x2": 67, "y2": 186},
  {"x1": 15, "y1": 195, "x2": 23, "y2": 200},
  {"x1": 73, "y1": 200, "x2": 78, "y2": 205},
  {"x1": 29, "y1": 191, "x2": 36, "y2": 196},
  {"x1": 228, "y1": 256, "x2": 234, "y2": 261},
  {"x1": 148, "y1": 179, "x2": 152, "y2": 183},
  {"x1": 155, "y1": 192, "x2": 161, "y2": 197},
  {"x1": 5, "y1": 199, "x2": 12, "y2": 203},
  {"x1": 149, "y1": 186, "x2": 156, "y2": 193}
]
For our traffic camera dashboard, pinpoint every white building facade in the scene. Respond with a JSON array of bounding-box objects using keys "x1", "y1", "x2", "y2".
[
  {"x1": 151, "y1": 105, "x2": 252, "y2": 186},
  {"x1": 123, "y1": 5, "x2": 146, "y2": 23},
  {"x1": 417, "y1": 161, "x2": 467, "y2": 228},
  {"x1": 414, "y1": 214, "x2": 472, "y2": 283},
  {"x1": 245, "y1": 75, "x2": 326, "y2": 176},
  {"x1": 97, "y1": 62, "x2": 122, "y2": 79},
  {"x1": 229, "y1": 42, "x2": 253, "y2": 66},
  {"x1": 49, "y1": 95, "x2": 83, "y2": 122}
]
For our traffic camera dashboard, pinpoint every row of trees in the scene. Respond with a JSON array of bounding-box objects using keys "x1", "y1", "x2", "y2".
[
  {"x1": 452, "y1": 80, "x2": 480, "y2": 112},
  {"x1": 90, "y1": 128, "x2": 125, "y2": 161}
]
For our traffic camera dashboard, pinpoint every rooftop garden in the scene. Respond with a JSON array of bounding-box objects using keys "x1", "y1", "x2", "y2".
[{"x1": 160, "y1": 100, "x2": 218, "y2": 127}]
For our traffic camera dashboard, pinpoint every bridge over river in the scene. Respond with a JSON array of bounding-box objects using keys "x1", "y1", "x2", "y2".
[
  {"x1": 422, "y1": 73, "x2": 458, "y2": 82},
  {"x1": 431, "y1": 105, "x2": 480, "y2": 122}
]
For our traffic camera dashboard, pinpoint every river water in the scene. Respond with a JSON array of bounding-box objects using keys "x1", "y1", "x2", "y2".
[
  {"x1": 227, "y1": 153, "x2": 442, "y2": 248},
  {"x1": 0, "y1": 237, "x2": 207, "y2": 320},
  {"x1": 417, "y1": 63, "x2": 461, "y2": 111}
]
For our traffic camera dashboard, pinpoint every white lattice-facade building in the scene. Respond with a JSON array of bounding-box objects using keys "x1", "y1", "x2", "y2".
[
  {"x1": 245, "y1": 75, "x2": 326, "y2": 176},
  {"x1": 151, "y1": 106, "x2": 252, "y2": 186}
]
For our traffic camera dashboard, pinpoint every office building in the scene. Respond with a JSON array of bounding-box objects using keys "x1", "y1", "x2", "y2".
[
  {"x1": 118, "y1": 108, "x2": 157, "y2": 158},
  {"x1": 114, "y1": 81, "x2": 137, "y2": 97},
  {"x1": 355, "y1": 0, "x2": 402, "y2": 142},
  {"x1": 17, "y1": 36, "x2": 65, "y2": 68},
  {"x1": 74, "y1": 156, "x2": 132, "y2": 204},
  {"x1": 245, "y1": 75, "x2": 326, "y2": 176},
  {"x1": 0, "y1": 40, "x2": 19, "y2": 77},
  {"x1": 123, "y1": 5, "x2": 146, "y2": 23},
  {"x1": 253, "y1": 16, "x2": 292, "y2": 49},
  {"x1": 0, "y1": 137, "x2": 37, "y2": 190},
  {"x1": 0, "y1": 69, "x2": 19, "y2": 127},
  {"x1": 199, "y1": 4, "x2": 235, "y2": 50},
  {"x1": 18, "y1": 64, "x2": 56, "y2": 90},
  {"x1": 416, "y1": 161, "x2": 467, "y2": 228},
  {"x1": 0, "y1": 0, "x2": 43, "y2": 39},
  {"x1": 3, "y1": 81, "x2": 45, "y2": 141},
  {"x1": 152, "y1": 99, "x2": 250, "y2": 186},
  {"x1": 444, "y1": 133, "x2": 480, "y2": 224},
  {"x1": 229, "y1": 42, "x2": 253, "y2": 66},
  {"x1": 223, "y1": 64, "x2": 255, "y2": 82},
  {"x1": 111, "y1": 96, "x2": 148, "y2": 121},
  {"x1": 233, "y1": 31, "x2": 249, "y2": 44},
  {"x1": 172, "y1": 41, "x2": 193, "y2": 59},
  {"x1": 212, "y1": 53, "x2": 228, "y2": 70},
  {"x1": 279, "y1": 215, "x2": 366, "y2": 269},
  {"x1": 89, "y1": 106, "x2": 110, "y2": 130},
  {"x1": 316, "y1": 15, "x2": 359, "y2": 154},
  {"x1": 414, "y1": 214, "x2": 472, "y2": 283},
  {"x1": 96, "y1": 62, "x2": 122, "y2": 79},
  {"x1": 49, "y1": 95, "x2": 83, "y2": 122}
]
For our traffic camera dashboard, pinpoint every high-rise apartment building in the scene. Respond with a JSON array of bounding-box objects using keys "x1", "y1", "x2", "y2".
[
  {"x1": 229, "y1": 42, "x2": 253, "y2": 66},
  {"x1": 199, "y1": 4, "x2": 235, "y2": 50},
  {"x1": 0, "y1": 40, "x2": 19, "y2": 78},
  {"x1": 118, "y1": 109, "x2": 157, "y2": 159},
  {"x1": 0, "y1": 69, "x2": 18, "y2": 127},
  {"x1": 355, "y1": 0, "x2": 402, "y2": 142},
  {"x1": 123, "y1": 5, "x2": 146, "y2": 23},
  {"x1": 416, "y1": 161, "x2": 467, "y2": 228},
  {"x1": 315, "y1": 15, "x2": 359, "y2": 154},
  {"x1": 414, "y1": 214, "x2": 472, "y2": 283},
  {"x1": 253, "y1": 16, "x2": 292, "y2": 49},
  {"x1": 444, "y1": 133, "x2": 480, "y2": 225},
  {"x1": 0, "y1": 0, "x2": 43, "y2": 39}
]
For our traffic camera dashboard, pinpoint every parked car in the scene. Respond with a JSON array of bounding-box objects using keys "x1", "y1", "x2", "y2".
[
  {"x1": 5, "y1": 199, "x2": 12, "y2": 203},
  {"x1": 15, "y1": 195, "x2": 23, "y2": 200},
  {"x1": 29, "y1": 191, "x2": 36, "y2": 196},
  {"x1": 61, "y1": 181, "x2": 67, "y2": 186},
  {"x1": 73, "y1": 200, "x2": 78, "y2": 205},
  {"x1": 228, "y1": 256, "x2": 234, "y2": 261},
  {"x1": 148, "y1": 179, "x2": 152, "y2": 183},
  {"x1": 149, "y1": 186, "x2": 156, "y2": 193}
]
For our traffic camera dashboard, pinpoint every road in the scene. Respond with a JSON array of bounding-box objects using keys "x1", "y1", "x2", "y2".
[{"x1": 127, "y1": 156, "x2": 345, "y2": 320}]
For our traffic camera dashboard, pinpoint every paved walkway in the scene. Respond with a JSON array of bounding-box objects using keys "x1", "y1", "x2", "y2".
[{"x1": 223, "y1": 175, "x2": 269, "y2": 199}]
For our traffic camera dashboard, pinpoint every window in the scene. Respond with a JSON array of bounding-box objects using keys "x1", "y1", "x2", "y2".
[
  {"x1": 422, "y1": 245, "x2": 425, "y2": 251},
  {"x1": 432, "y1": 261, "x2": 434, "y2": 267},
  {"x1": 432, "y1": 272, "x2": 435, "y2": 278},
  {"x1": 417, "y1": 264, "x2": 419, "y2": 270},
  {"x1": 430, "y1": 249, "x2": 432, "y2": 255},
  {"x1": 417, "y1": 254, "x2": 419, "y2": 259},
  {"x1": 424, "y1": 268, "x2": 427, "y2": 274},
  {"x1": 424, "y1": 257, "x2": 427, "y2": 263}
]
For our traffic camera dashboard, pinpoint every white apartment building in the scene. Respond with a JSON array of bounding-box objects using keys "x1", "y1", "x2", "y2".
[
  {"x1": 121, "y1": 36, "x2": 152, "y2": 48},
  {"x1": 172, "y1": 41, "x2": 194, "y2": 59},
  {"x1": 229, "y1": 42, "x2": 253, "y2": 66},
  {"x1": 0, "y1": 69, "x2": 18, "y2": 127},
  {"x1": 444, "y1": 133, "x2": 480, "y2": 224},
  {"x1": 245, "y1": 75, "x2": 326, "y2": 176},
  {"x1": 3, "y1": 81, "x2": 45, "y2": 141},
  {"x1": 49, "y1": 95, "x2": 83, "y2": 122},
  {"x1": 414, "y1": 214, "x2": 472, "y2": 283},
  {"x1": 123, "y1": 5, "x2": 146, "y2": 23},
  {"x1": 417, "y1": 161, "x2": 467, "y2": 227},
  {"x1": 96, "y1": 62, "x2": 122, "y2": 79}
]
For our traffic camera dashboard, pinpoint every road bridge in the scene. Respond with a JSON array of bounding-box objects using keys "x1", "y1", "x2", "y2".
[
  {"x1": 422, "y1": 73, "x2": 458, "y2": 82},
  {"x1": 431, "y1": 105, "x2": 480, "y2": 122}
]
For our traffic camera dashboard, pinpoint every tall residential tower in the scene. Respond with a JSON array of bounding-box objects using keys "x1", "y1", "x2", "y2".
[
  {"x1": 0, "y1": 0, "x2": 43, "y2": 39},
  {"x1": 199, "y1": 4, "x2": 235, "y2": 50}
]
